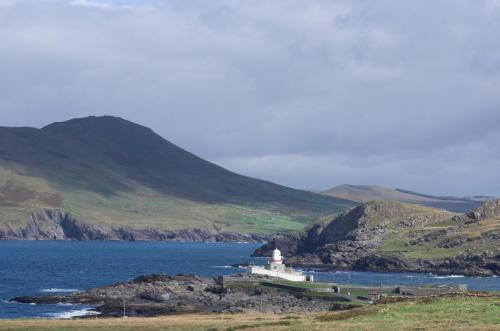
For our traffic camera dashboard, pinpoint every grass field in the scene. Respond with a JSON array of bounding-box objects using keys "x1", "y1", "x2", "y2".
[{"x1": 1, "y1": 296, "x2": 498, "y2": 330}]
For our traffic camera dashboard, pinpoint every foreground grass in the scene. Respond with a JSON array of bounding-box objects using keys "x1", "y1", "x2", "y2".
[{"x1": 1, "y1": 296, "x2": 498, "y2": 331}]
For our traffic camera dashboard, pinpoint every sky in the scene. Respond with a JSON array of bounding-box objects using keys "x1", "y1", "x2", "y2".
[{"x1": 1, "y1": 0, "x2": 500, "y2": 196}]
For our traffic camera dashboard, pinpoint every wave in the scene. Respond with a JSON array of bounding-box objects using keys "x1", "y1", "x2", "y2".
[
  {"x1": 41, "y1": 288, "x2": 80, "y2": 293},
  {"x1": 4, "y1": 300, "x2": 36, "y2": 305},
  {"x1": 211, "y1": 265, "x2": 252, "y2": 269},
  {"x1": 47, "y1": 308, "x2": 100, "y2": 319},
  {"x1": 432, "y1": 275, "x2": 465, "y2": 279},
  {"x1": 56, "y1": 302, "x2": 75, "y2": 306}
]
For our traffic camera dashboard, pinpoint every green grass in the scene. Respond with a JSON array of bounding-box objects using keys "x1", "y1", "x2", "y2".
[
  {"x1": 259, "y1": 281, "x2": 336, "y2": 294},
  {"x1": 335, "y1": 296, "x2": 500, "y2": 329},
  {"x1": 264, "y1": 279, "x2": 335, "y2": 289},
  {"x1": 377, "y1": 233, "x2": 465, "y2": 259}
]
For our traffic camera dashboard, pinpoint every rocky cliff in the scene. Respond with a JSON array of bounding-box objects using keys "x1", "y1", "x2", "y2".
[
  {"x1": 0, "y1": 209, "x2": 269, "y2": 243},
  {"x1": 254, "y1": 200, "x2": 500, "y2": 276}
]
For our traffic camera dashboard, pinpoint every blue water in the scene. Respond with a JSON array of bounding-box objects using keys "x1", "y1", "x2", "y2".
[{"x1": 0, "y1": 241, "x2": 498, "y2": 319}]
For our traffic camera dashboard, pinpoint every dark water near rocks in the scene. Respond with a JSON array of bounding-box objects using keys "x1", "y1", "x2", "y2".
[{"x1": 1, "y1": 241, "x2": 498, "y2": 319}]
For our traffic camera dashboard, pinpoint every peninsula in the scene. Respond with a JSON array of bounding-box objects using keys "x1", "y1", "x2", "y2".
[{"x1": 254, "y1": 199, "x2": 500, "y2": 277}]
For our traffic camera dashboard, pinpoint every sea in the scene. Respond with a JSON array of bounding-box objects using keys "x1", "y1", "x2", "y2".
[{"x1": 0, "y1": 241, "x2": 499, "y2": 319}]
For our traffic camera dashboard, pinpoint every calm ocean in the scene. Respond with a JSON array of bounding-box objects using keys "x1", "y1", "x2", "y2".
[{"x1": 0, "y1": 241, "x2": 498, "y2": 319}]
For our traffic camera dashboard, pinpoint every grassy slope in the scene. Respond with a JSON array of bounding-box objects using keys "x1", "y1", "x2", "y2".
[
  {"x1": 379, "y1": 215, "x2": 500, "y2": 259},
  {"x1": 0, "y1": 116, "x2": 353, "y2": 234},
  {"x1": 1, "y1": 296, "x2": 498, "y2": 330},
  {"x1": 0, "y1": 163, "x2": 308, "y2": 234},
  {"x1": 318, "y1": 201, "x2": 455, "y2": 245},
  {"x1": 372, "y1": 203, "x2": 500, "y2": 259}
]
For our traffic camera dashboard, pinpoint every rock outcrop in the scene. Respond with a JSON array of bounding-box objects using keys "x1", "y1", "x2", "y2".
[
  {"x1": 467, "y1": 199, "x2": 500, "y2": 220},
  {"x1": 10, "y1": 274, "x2": 341, "y2": 317},
  {"x1": 0, "y1": 209, "x2": 270, "y2": 243},
  {"x1": 254, "y1": 200, "x2": 500, "y2": 276}
]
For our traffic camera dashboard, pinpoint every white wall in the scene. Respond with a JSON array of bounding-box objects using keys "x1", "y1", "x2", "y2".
[{"x1": 250, "y1": 267, "x2": 306, "y2": 282}]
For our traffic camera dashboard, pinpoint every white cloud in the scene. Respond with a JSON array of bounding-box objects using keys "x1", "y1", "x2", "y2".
[{"x1": 71, "y1": 0, "x2": 114, "y2": 9}]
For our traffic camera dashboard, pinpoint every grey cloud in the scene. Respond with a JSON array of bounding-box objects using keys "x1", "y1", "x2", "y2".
[{"x1": 0, "y1": 0, "x2": 499, "y2": 196}]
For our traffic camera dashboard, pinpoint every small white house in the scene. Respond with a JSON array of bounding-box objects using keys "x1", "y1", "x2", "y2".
[{"x1": 250, "y1": 248, "x2": 313, "y2": 282}]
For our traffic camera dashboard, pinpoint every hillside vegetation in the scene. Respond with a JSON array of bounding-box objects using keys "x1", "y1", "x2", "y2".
[{"x1": 0, "y1": 116, "x2": 352, "y2": 236}]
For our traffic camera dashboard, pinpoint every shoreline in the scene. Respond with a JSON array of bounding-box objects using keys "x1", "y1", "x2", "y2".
[
  {"x1": 5, "y1": 272, "x2": 487, "y2": 317},
  {"x1": 3, "y1": 270, "x2": 499, "y2": 320},
  {"x1": 0, "y1": 209, "x2": 272, "y2": 243}
]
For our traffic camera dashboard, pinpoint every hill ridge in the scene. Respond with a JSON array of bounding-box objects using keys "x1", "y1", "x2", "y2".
[
  {"x1": 0, "y1": 116, "x2": 353, "y2": 236},
  {"x1": 323, "y1": 184, "x2": 487, "y2": 212}
]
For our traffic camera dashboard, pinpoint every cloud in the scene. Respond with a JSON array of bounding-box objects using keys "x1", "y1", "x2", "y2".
[
  {"x1": 0, "y1": 0, "x2": 499, "y2": 196},
  {"x1": 71, "y1": 1, "x2": 115, "y2": 10}
]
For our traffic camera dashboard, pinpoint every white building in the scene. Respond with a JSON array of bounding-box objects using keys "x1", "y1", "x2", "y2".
[{"x1": 250, "y1": 248, "x2": 313, "y2": 282}]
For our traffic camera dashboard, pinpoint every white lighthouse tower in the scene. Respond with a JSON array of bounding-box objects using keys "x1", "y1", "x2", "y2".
[
  {"x1": 271, "y1": 248, "x2": 283, "y2": 264},
  {"x1": 267, "y1": 248, "x2": 286, "y2": 273}
]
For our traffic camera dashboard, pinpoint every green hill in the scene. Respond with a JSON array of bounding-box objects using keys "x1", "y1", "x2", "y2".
[{"x1": 0, "y1": 116, "x2": 353, "y2": 235}]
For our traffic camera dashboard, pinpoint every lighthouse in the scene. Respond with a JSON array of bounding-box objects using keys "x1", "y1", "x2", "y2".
[{"x1": 249, "y1": 247, "x2": 312, "y2": 282}]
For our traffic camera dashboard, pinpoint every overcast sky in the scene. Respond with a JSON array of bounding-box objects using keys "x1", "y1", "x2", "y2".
[{"x1": 1, "y1": 0, "x2": 499, "y2": 196}]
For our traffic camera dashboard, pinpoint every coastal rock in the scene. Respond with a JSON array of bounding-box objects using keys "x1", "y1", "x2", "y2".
[
  {"x1": 10, "y1": 296, "x2": 66, "y2": 305},
  {"x1": 467, "y1": 200, "x2": 500, "y2": 220},
  {"x1": 352, "y1": 254, "x2": 416, "y2": 272},
  {"x1": 0, "y1": 209, "x2": 270, "y2": 243},
  {"x1": 10, "y1": 273, "x2": 345, "y2": 317}
]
